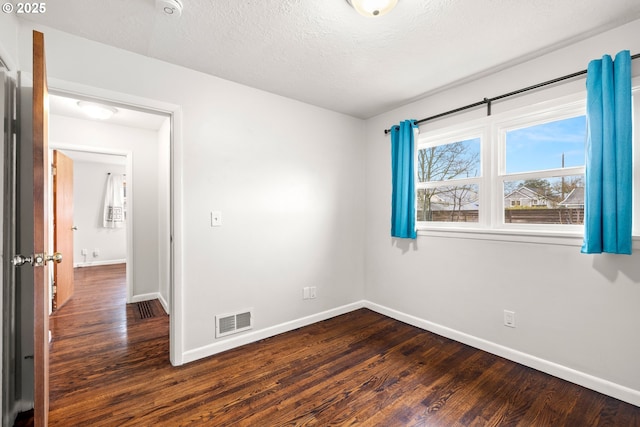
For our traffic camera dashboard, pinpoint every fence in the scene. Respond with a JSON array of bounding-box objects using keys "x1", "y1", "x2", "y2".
[{"x1": 418, "y1": 208, "x2": 584, "y2": 224}]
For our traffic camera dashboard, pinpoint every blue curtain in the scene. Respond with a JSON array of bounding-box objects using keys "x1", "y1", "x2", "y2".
[
  {"x1": 391, "y1": 120, "x2": 418, "y2": 239},
  {"x1": 581, "y1": 50, "x2": 632, "y2": 255}
]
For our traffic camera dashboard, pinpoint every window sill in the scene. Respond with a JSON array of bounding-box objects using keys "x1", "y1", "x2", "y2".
[
  {"x1": 415, "y1": 227, "x2": 560, "y2": 246},
  {"x1": 417, "y1": 226, "x2": 640, "y2": 249}
]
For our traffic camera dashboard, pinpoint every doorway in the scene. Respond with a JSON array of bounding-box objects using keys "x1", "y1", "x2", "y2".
[
  {"x1": 49, "y1": 150, "x2": 128, "y2": 310},
  {"x1": 47, "y1": 93, "x2": 172, "y2": 314},
  {"x1": 4, "y1": 33, "x2": 182, "y2": 424},
  {"x1": 40, "y1": 83, "x2": 184, "y2": 370}
]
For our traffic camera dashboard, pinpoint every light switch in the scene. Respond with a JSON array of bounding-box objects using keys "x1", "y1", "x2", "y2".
[{"x1": 211, "y1": 211, "x2": 222, "y2": 227}]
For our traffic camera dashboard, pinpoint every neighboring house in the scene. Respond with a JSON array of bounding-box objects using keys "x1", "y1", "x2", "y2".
[
  {"x1": 429, "y1": 188, "x2": 479, "y2": 211},
  {"x1": 504, "y1": 186, "x2": 552, "y2": 208},
  {"x1": 558, "y1": 186, "x2": 585, "y2": 208}
]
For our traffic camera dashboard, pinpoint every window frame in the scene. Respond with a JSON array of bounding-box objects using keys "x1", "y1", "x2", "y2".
[
  {"x1": 493, "y1": 101, "x2": 586, "y2": 234},
  {"x1": 414, "y1": 79, "x2": 640, "y2": 245},
  {"x1": 414, "y1": 127, "x2": 487, "y2": 229}
]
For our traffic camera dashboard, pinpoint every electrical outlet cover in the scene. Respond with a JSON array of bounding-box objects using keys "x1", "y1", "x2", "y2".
[{"x1": 504, "y1": 310, "x2": 516, "y2": 328}]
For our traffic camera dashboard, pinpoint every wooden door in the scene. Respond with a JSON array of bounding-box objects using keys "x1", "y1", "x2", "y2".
[
  {"x1": 52, "y1": 151, "x2": 74, "y2": 310},
  {"x1": 32, "y1": 29, "x2": 50, "y2": 427}
]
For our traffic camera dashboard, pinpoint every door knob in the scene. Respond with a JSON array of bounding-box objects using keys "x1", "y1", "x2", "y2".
[
  {"x1": 11, "y1": 254, "x2": 33, "y2": 266},
  {"x1": 46, "y1": 253, "x2": 63, "y2": 263},
  {"x1": 11, "y1": 252, "x2": 63, "y2": 267}
]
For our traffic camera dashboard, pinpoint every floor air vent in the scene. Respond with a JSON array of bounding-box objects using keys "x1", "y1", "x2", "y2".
[
  {"x1": 136, "y1": 301, "x2": 155, "y2": 319},
  {"x1": 215, "y1": 309, "x2": 253, "y2": 338}
]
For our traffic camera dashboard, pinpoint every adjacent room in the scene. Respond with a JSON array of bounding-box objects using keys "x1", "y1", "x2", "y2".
[{"x1": 1, "y1": 0, "x2": 640, "y2": 425}]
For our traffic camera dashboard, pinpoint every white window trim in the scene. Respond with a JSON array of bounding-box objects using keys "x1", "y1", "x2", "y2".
[
  {"x1": 415, "y1": 127, "x2": 486, "y2": 229},
  {"x1": 415, "y1": 78, "x2": 640, "y2": 246}
]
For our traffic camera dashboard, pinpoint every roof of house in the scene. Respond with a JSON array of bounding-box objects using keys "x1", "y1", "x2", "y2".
[
  {"x1": 558, "y1": 187, "x2": 585, "y2": 206},
  {"x1": 504, "y1": 186, "x2": 548, "y2": 200}
]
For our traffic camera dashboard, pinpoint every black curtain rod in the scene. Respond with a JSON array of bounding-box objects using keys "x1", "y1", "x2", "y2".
[{"x1": 384, "y1": 52, "x2": 640, "y2": 135}]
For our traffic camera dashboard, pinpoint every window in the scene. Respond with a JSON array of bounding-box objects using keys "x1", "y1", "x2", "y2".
[
  {"x1": 416, "y1": 135, "x2": 482, "y2": 224},
  {"x1": 499, "y1": 114, "x2": 586, "y2": 226},
  {"x1": 414, "y1": 81, "x2": 640, "y2": 240},
  {"x1": 414, "y1": 95, "x2": 591, "y2": 236}
]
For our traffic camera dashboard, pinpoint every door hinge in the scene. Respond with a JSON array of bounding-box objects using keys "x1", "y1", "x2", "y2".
[{"x1": 10, "y1": 118, "x2": 17, "y2": 134}]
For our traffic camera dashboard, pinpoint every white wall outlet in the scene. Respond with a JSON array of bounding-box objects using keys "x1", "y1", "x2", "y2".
[
  {"x1": 303, "y1": 287, "x2": 310, "y2": 299},
  {"x1": 81, "y1": 248, "x2": 88, "y2": 256},
  {"x1": 309, "y1": 286, "x2": 317, "y2": 299},
  {"x1": 211, "y1": 211, "x2": 222, "y2": 227},
  {"x1": 504, "y1": 310, "x2": 516, "y2": 328},
  {"x1": 93, "y1": 248, "x2": 100, "y2": 257}
]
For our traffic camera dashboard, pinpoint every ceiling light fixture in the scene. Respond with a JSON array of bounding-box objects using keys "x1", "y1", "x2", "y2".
[
  {"x1": 77, "y1": 101, "x2": 118, "y2": 120},
  {"x1": 346, "y1": 0, "x2": 398, "y2": 17}
]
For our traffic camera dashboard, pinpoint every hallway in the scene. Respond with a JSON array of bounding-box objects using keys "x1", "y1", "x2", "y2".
[{"x1": 48, "y1": 264, "x2": 169, "y2": 426}]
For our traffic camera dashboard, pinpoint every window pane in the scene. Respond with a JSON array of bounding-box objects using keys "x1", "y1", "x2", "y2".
[
  {"x1": 503, "y1": 175, "x2": 584, "y2": 225},
  {"x1": 506, "y1": 116, "x2": 586, "y2": 174},
  {"x1": 417, "y1": 138, "x2": 480, "y2": 183},
  {"x1": 417, "y1": 185, "x2": 479, "y2": 223}
]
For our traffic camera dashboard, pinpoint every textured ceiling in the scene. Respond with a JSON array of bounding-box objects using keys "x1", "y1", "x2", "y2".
[{"x1": 19, "y1": 0, "x2": 640, "y2": 119}]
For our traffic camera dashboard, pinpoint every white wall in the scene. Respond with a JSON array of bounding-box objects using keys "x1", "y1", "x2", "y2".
[
  {"x1": 70, "y1": 159, "x2": 127, "y2": 266},
  {"x1": 364, "y1": 19, "x2": 640, "y2": 405},
  {"x1": 50, "y1": 115, "x2": 164, "y2": 299},
  {"x1": 18, "y1": 24, "x2": 366, "y2": 361},
  {"x1": 0, "y1": 12, "x2": 19, "y2": 73}
]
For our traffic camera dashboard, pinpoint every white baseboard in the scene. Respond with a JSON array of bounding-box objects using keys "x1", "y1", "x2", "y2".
[
  {"x1": 14, "y1": 399, "x2": 33, "y2": 416},
  {"x1": 158, "y1": 293, "x2": 170, "y2": 315},
  {"x1": 6, "y1": 400, "x2": 32, "y2": 427},
  {"x1": 130, "y1": 292, "x2": 158, "y2": 303},
  {"x1": 364, "y1": 301, "x2": 640, "y2": 407},
  {"x1": 74, "y1": 259, "x2": 126, "y2": 268},
  {"x1": 178, "y1": 300, "x2": 640, "y2": 407},
  {"x1": 130, "y1": 293, "x2": 169, "y2": 315},
  {"x1": 182, "y1": 301, "x2": 366, "y2": 364}
]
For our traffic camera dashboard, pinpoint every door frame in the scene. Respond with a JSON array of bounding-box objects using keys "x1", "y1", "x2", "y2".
[
  {"x1": 48, "y1": 144, "x2": 133, "y2": 303},
  {"x1": 46, "y1": 79, "x2": 184, "y2": 366},
  {"x1": 1, "y1": 68, "x2": 20, "y2": 427}
]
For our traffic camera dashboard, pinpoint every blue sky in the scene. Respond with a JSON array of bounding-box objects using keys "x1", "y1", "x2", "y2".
[{"x1": 506, "y1": 115, "x2": 586, "y2": 174}]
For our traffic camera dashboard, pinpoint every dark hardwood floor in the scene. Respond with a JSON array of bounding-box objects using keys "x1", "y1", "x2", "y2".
[{"x1": 47, "y1": 264, "x2": 640, "y2": 426}]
